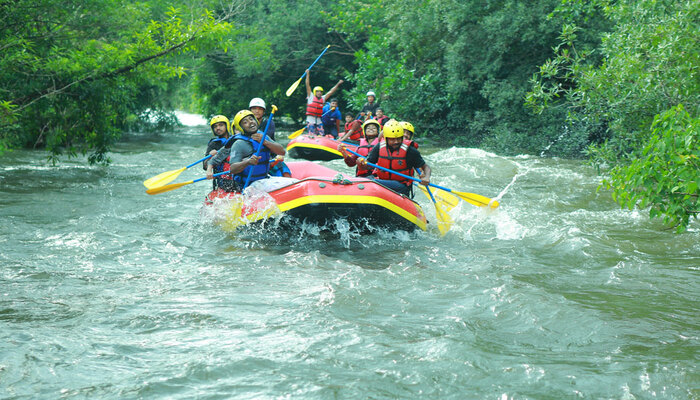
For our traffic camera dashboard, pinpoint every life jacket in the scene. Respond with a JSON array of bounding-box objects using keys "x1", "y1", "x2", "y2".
[
  {"x1": 345, "y1": 120, "x2": 362, "y2": 141},
  {"x1": 354, "y1": 137, "x2": 379, "y2": 177},
  {"x1": 403, "y1": 138, "x2": 419, "y2": 149},
  {"x1": 205, "y1": 137, "x2": 234, "y2": 190},
  {"x1": 376, "y1": 115, "x2": 389, "y2": 126},
  {"x1": 230, "y1": 133, "x2": 271, "y2": 187},
  {"x1": 305, "y1": 95, "x2": 324, "y2": 118},
  {"x1": 374, "y1": 141, "x2": 414, "y2": 186}
]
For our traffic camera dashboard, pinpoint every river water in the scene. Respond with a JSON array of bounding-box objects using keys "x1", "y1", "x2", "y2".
[{"x1": 1, "y1": 116, "x2": 698, "y2": 399}]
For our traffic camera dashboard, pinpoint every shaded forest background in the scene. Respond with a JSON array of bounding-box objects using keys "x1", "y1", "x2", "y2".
[{"x1": 1, "y1": 0, "x2": 697, "y2": 230}]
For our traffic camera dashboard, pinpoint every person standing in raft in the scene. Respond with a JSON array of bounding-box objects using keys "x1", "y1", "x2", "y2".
[
  {"x1": 203, "y1": 115, "x2": 232, "y2": 191},
  {"x1": 338, "y1": 119, "x2": 382, "y2": 178},
  {"x1": 249, "y1": 97, "x2": 275, "y2": 140},
  {"x1": 206, "y1": 110, "x2": 285, "y2": 192},
  {"x1": 360, "y1": 90, "x2": 379, "y2": 119},
  {"x1": 338, "y1": 112, "x2": 363, "y2": 142},
  {"x1": 359, "y1": 119, "x2": 431, "y2": 197},
  {"x1": 321, "y1": 98, "x2": 342, "y2": 138},
  {"x1": 304, "y1": 69, "x2": 343, "y2": 135}
]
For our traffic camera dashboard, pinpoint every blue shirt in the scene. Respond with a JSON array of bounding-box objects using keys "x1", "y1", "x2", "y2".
[{"x1": 321, "y1": 104, "x2": 342, "y2": 126}]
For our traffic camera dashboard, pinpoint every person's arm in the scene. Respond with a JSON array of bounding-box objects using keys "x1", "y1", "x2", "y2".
[
  {"x1": 205, "y1": 146, "x2": 230, "y2": 178},
  {"x1": 264, "y1": 138, "x2": 285, "y2": 156},
  {"x1": 337, "y1": 143, "x2": 357, "y2": 167},
  {"x1": 418, "y1": 163, "x2": 431, "y2": 185},
  {"x1": 408, "y1": 147, "x2": 431, "y2": 185},
  {"x1": 338, "y1": 125, "x2": 352, "y2": 142},
  {"x1": 251, "y1": 132, "x2": 285, "y2": 156},
  {"x1": 228, "y1": 155, "x2": 260, "y2": 175},
  {"x1": 203, "y1": 142, "x2": 216, "y2": 170},
  {"x1": 324, "y1": 79, "x2": 344, "y2": 99},
  {"x1": 305, "y1": 69, "x2": 311, "y2": 97}
]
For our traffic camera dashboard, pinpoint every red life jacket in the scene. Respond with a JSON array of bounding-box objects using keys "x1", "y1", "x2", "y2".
[
  {"x1": 345, "y1": 120, "x2": 362, "y2": 141},
  {"x1": 403, "y1": 138, "x2": 418, "y2": 149},
  {"x1": 374, "y1": 141, "x2": 414, "y2": 185},
  {"x1": 354, "y1": 137, "x2": 379, "y2": 177},
  {"x1": 305, "y1": 95, "x2": 324, "y2": 117},
  {"x1": 376, "y1": 115, "x2": 389, "y2": 126}
]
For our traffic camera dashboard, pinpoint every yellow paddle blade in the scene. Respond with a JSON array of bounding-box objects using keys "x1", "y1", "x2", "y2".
[
  {"x1": 146, "y1": 180, "x2": 195, "y2": 195},
  {"x1": 453, "y1": 190, "x2": 500, "y2": 209},
  {"x1": 434, "y1": 202, "x2": 453, "y2": 237},
  {"x1": 416, "y1": 185, "x2": 459, "y2": 211},
  {"x1": 288, "y1": 127, "x2": 305, "y2": 139},
  {"x1": 417, "y1": 184, "x2": 453, "y2": 236},
  {"x1": 285, "y1": 78, "x2": 302, "y2": 97},
  {"x1": 143, "y1": 167, "x2": 186, "y2": 189}
]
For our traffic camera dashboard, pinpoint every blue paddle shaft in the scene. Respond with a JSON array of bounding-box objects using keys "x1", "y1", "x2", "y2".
[
  {"x1": 297, "y1": 45, "x2": 330, "y2": 81},
  {"x1": 186, "y1": 154, "x2": 212, "y2": 169},
  {"x1": 243, "y1": 109, "x2": 276, "y2": 188},
  {"x1": 346, "y1": 148, "x2": 448, "y2": 192}
]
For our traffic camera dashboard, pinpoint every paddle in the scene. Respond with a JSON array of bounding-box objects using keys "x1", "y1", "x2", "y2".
[
  {"x1": 243, "y1": 105, "x2": 278, "y2": 189},
  {"x1": 285, "y1": 45, "x2": 331, "y2": 97},
  {"x1": 415, "y1": 185, "x2": 460, "y2": 212},
  {"x1": 288, "y1": 126, "x2": 305, "y2": 139},
  {"x1": 146, "y1": 170, "x2": 231, "y2": 195},
  {"x1": 416, "y1": 168, "x2": 452, "y2": 236},
  {"x1": 345, "y1": 148, "x2": 499, "y2": 209},
  {"x1": 143, "y1": 154, "x2": 213, "y2": 189}
]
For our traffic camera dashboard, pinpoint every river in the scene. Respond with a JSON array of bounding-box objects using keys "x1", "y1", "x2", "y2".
[{"x1": 1, "y1": 115, "x2": 698, "y2": 399}]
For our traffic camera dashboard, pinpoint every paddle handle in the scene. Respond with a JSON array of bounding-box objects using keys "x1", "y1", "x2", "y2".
[
  {"x1": 243, "y1": 106, "x2": 277, "y2": 188},
  {"x1": 298, "y1": 45, "x2": 330, "y2": 81}
]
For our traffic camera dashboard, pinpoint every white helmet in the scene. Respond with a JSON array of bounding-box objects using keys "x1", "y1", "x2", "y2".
[
  {"x1": 366, "y1": 91, "x2": 376, "y2": 97},
  {"x1": 249, "y1": 97, "x2": 266, "y2": 109}
]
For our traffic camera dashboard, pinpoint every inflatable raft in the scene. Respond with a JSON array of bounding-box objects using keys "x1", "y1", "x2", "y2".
[
  {"x1": 203, "y1": 161, "x2": 427, "y2": 233},
  {"x1": 286, "y1": 134, "x2": 358, "y2": 161}
]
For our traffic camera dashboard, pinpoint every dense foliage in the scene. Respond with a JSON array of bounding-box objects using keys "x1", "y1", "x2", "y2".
[
  {"x1": 2, "y1": 0, "x2": 697, "y2": 230},
  {"x1": 0, "y1": 0, "x2": 236, "y2": 162},
  {"x1": 528, "y1": 0, "x2": 699, "y2": 231}
]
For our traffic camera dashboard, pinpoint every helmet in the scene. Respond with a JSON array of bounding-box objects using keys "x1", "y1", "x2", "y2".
[
  {"x1": 382, "y1": 120, "x2": 404, "y2": 139},
  {"x1": 366, "y1": 91, "x2": 376, "y2": 97},
  {"x1": 249, "y1": 97, "x2": 266, "y2": 109},
  {"x1": 233, "y1": 109, "x2": 256, "y2": 132},
  {"x1": 361, "y1": 119, "x2": 380, "y2": 138},
  {"x1": 209, "y1": 115, "x2": 230, "y2": 134},
  {"x1": 313, "y1": 86, "x2": 324, "y2": 93},
  {"x1": 400, "y1": 121, "x2": 415, "y2": 134}
]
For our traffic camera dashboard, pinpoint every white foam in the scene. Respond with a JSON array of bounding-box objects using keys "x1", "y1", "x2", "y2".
[{"x1": 175, "y1": 111, "x2": 207, "y2": 126}]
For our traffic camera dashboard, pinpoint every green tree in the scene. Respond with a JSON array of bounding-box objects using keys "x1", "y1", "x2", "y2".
[
  {"x1": 605, "y1": 105, "x2": 698, "y2": 231},
  {"x1": 528, "y1": 0, "x2": 699, "y2": 230},
  {"x1": 0, "y1": 0, "x2": 236, "y2": 163}
]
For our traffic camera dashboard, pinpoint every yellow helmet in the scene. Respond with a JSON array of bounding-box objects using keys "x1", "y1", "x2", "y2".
[
  {"x1": 233, "y1": 109, "x2": 256, "y2": 132},
  {"x1": 400, "y1": 121, "x2": 414, "y2": 135},
  {"x1": 382, "y1": 120, "x2": 404, "y2": 139},
  {"x1": 209, "y1": 115, "x2": 231, "y2": 134},
  {"x1": 362, "y1": 119, "x2": 380, "y2": 138},
  {"x1": 313, "y1": 86, "x2": 324, "y2": 94}
]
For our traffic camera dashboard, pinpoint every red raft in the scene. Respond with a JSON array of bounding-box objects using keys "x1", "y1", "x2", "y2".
[
  {"x1": 204, "y1": 161, "x2": 427, "y2": 233},
  {"x1": 286, "y1": 134, "x2": 358, "y2": 161}
]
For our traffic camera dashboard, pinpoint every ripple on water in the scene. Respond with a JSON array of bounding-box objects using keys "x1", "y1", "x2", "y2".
[{"x1": 1, "y1": 140, "x2": 697, "y2": 399}]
